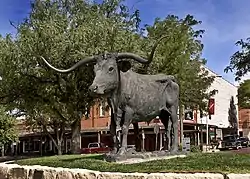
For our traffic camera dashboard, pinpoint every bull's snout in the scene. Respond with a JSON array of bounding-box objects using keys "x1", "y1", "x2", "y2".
[{"x1": 89, "y1": 85, "x2": 98, "y2": 93}]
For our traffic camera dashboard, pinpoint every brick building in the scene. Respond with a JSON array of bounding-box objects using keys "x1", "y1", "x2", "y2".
[
  {"x1": 238, "y1": 108, "x2": 250, "y2": 138},
  {"x1": 13, "y1": 101, "x2": 206, "y2": 155}
]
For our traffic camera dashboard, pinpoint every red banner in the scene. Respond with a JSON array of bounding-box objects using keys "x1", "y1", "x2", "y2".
[{"x1": 208, "y1": 98, "x2": 215, "y2": 115}]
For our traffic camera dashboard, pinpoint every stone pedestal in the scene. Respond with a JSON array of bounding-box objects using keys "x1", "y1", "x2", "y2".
[{"x1": 103, "y1": 149, "x2": 187, "y2": 163}]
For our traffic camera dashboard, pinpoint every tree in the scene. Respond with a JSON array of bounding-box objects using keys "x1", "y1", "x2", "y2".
[
  {"x1": 237, "y1": 79, "x2": 250, "y2": 109},
  {"x1": 142, "y1": 15, "x2": 214, "y2": 111},
  {"x1": 0, "y1": 0, "x2": 215, "y2": 155},
  {"x1": 228, "y1": 96, "x2": 238, "y2": 134},
  {"x1": 0, "y1": 106, "x2": 18, "y2": 156},
  {"x1": 0, "y1": 0, "x2": 145, "y2": 154},
  {"x1": 24, "y1": 108, "x2": 68, "y2": 155},
  {"x1": 225, "y1": 38, "x2": 250, "y2": 81}
]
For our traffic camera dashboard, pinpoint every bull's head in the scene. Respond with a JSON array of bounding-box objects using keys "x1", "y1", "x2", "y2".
[{"x1": 41, "y1": 35, "x2": 167, "y2": 96}]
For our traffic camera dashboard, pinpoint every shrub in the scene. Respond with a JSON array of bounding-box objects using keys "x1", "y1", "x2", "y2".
[{"x1": 190, "y1": 145, "x2": 201, "y2": 153}]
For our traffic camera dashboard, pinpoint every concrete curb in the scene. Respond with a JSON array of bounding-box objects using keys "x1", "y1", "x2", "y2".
[
  {"x1": 116, "y1": 154, "x2": 187, "y2": 164},
  {"x1": 0, "y1": 162, "x2": 249, "y2": 179}
]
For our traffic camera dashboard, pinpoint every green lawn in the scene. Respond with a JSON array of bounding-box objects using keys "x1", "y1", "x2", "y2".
[{"x1": 16, "y1": 152, "x2": 250, "y2": 174}]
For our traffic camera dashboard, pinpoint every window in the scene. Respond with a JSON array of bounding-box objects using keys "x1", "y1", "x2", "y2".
[
  {"x1": 96, "y1": 107, "x2": 99, "y2": 117},
  {"x1": 184, "y1": 107, "x2": 193, "y2": 120},
  {"x1": 100, "y1": 104, "x2": 105, "y2": 117},
  {"x1": 49, "y1": 140, "x2": 52, "y2": 151},
  {"x1": 23, "y1": 141, "x2": 27, "y2": 153},
  {"x1": 66, "y1": 139, "x2": 71, "y2": 152},
  {"x1": 88, "y1": 143, "x2": 99, "y2": 148},
  {"x1": 33, "y1": 140, "x2": 40, "y2": 152},
  {"x1": 23, "y1": 139, "x2": 40, "y2": 152},
  {"x1": 24, "y1": 140, "x2": 29, "y2": 152}
]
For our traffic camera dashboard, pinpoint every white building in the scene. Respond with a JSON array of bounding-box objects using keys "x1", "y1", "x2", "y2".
[{"x1": 198, "y1": 66, "x2": 238, "y2": 137}]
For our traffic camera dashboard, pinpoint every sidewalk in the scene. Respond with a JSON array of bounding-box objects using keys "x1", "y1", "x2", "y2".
[{"x1": 0, "y1": 155, "x2": 33, "y2": 163}]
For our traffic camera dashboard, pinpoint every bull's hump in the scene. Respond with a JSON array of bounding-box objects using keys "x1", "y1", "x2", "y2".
[{"x1": 124, "y1": 71, "x2": 171, "y2": 81}]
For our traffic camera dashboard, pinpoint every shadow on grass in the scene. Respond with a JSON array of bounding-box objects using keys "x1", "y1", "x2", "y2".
[{"x1": 60, "y1": 154, "x2": 104, "y2": 163}]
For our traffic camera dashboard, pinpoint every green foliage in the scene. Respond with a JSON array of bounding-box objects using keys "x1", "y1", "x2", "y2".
[
  {"x1": 190, "y1": 145, "x2": 201, "y2": 153},
  {"x1": 238, "y1": 79, "x2": 250, "y2": 109},
  {"x1": 142, "y1": 14, "x2": 214, "y2": 110},
  {"x1": 0, "y1": 106, "x2": 18, "y2": 144},
  {"x1": 228, "y1": 96, "x2": 238, "y2": 135},
  {"x1": 178, "y1": 144, "x2": 182, "y2": 151},
  {"x1": 0, "y1": 0, "x2": 145, "y2": 152},
  {"x1": 17, "y1": 153, "x2": 250, "y2": 174},
  {"x1": 0, "y1": 0, "x2": 145, "y2": 117},
  {"x1": 225, "y1": 38, "x2": 250, "y2": 81}
]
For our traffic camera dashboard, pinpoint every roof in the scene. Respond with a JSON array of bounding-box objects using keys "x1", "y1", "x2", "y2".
[{"x1": 201, "y1": 65, "x2": 237, "y2": 88}]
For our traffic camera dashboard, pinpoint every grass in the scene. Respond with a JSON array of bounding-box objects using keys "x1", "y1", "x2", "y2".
[{"x1": 16, "y1": 152, "x2": 250, "y2": 174}]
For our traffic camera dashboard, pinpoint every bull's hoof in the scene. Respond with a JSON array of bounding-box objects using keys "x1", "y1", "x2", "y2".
[
  {"x1": 104, "y1": 151, "x2": 128, "y2": 162},
  {"x1": 117, "y1": 147, "x2": 126, "y2": 156},
  {"x1": 104, "y1": 153, "x2": 117, "y2": 162},
  {"x1": 169, "y1": 147, "x2": 179, "y2": 155},
  {"x1": 110, "y1": 148, "x2": 118, "y2": 154}
]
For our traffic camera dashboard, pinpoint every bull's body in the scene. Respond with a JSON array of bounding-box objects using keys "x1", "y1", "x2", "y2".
[
  {"x1": 114, "y1": 70, "x2": 177, "y2": 122},
  {"x1": 107, "y1": 70, "x2": 179, "y2": 154}
]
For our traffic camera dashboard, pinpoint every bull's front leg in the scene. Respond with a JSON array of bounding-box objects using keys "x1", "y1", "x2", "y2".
[
  {"x1": 170, "y1": 108, "x2": 179, "y2": 153},
  {"x1": 166, "y1": 119, "x2": 172, "y2": 151},
  {"x1": 116, "y1": 108, "x2": 123, "y2": 140},
  {"x1": 117, "y1": 107, "x2": 133, "y2": 156},
  {"x1": 110, "y1": 112, "x2": 120, "y2": 154}
]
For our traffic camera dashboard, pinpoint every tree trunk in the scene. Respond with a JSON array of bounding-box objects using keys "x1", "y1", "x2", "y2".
[
  {"x1": 43, "y1": 126, "x2": 63, "y2": 155},
  {"x1": 1, "y1": 145, "x2": 4, "y2": 157},
  {"x1": 57, "y1": 140, "x2": 62, "y2": 155},
  {"x1": 71, "y1": 119, "x2": 81, "y2": 154}
]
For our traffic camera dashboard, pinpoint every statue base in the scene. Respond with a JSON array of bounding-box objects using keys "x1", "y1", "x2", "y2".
[{"x1": 103, "y1": 149, "x2": 187, "y2": 163}]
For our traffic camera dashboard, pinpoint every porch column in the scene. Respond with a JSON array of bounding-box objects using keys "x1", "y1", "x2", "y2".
[
  {"x1": 160, "y1": 129, "x2": 163, "y2": 150},
  {"x1": 197, "y1": 125, "x2": 200, "y2": 145},
  {"x1": 214, "y1": 127, "x2": 217, "y2": 139},
  {"x1": 200, "y1": 128, "x2": 203, "y2": 151},
  {"x1": 79, "y1": 134, "x2": 82, "y2": 148},
  {"x1": 98, "y1": 131, "x2": 101, "y2": 143},
  {"x1": 142, "y1": 129, "x2": 145, "y2": 151},
  {"x1": 23, "y1": 141, "x2": 25, "y2": 153}
]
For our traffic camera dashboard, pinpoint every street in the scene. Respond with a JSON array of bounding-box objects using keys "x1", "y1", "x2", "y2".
[{"x1": 231, "y1": 147, "x2": 250, "y2": 154}]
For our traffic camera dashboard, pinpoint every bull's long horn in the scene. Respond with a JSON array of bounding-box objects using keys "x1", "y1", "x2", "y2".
[
  {"x1": 41, "y1": 56, "x2": 96, "y2": 73},
  {"x1": 117, "y1": 35, "x2": 168, "y2": 64}
]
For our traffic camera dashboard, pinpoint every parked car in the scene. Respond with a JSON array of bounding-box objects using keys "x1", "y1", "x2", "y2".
[
  {"x1": 80, "y1": 142, "x2": 111, "y2": 154},
  {"x1": 239, "y1": 137, "x2": 249, "y2": 147},
  {"x1": 219, "y1": 135, "x2": 242, "y2": 151}
]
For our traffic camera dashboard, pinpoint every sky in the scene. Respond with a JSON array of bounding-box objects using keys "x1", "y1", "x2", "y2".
[{"x1": 0, "y1": 0, "x2": 250, "y2": 85}]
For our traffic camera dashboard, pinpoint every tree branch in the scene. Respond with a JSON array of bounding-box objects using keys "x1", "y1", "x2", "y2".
[{"x1": 9, "y1": 20, "x2": 17, "y2": 29}]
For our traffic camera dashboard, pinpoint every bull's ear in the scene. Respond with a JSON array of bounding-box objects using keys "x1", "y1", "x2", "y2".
[{"x1": 117, "y1": 60, "x2": 131, "y2": 72}]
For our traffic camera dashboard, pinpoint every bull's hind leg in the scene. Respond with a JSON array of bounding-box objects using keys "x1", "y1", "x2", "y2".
[
  {"x1": 170, "y1": 106, "x2": 179, "y2": 153},
  {"x1": 160, "y1": 110, "x2": 171, "y2": 151}
]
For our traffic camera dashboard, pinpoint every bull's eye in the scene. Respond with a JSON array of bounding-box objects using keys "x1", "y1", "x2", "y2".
[{"x1": 109, "y1": 67, "x2": 114, "y2": 72}]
